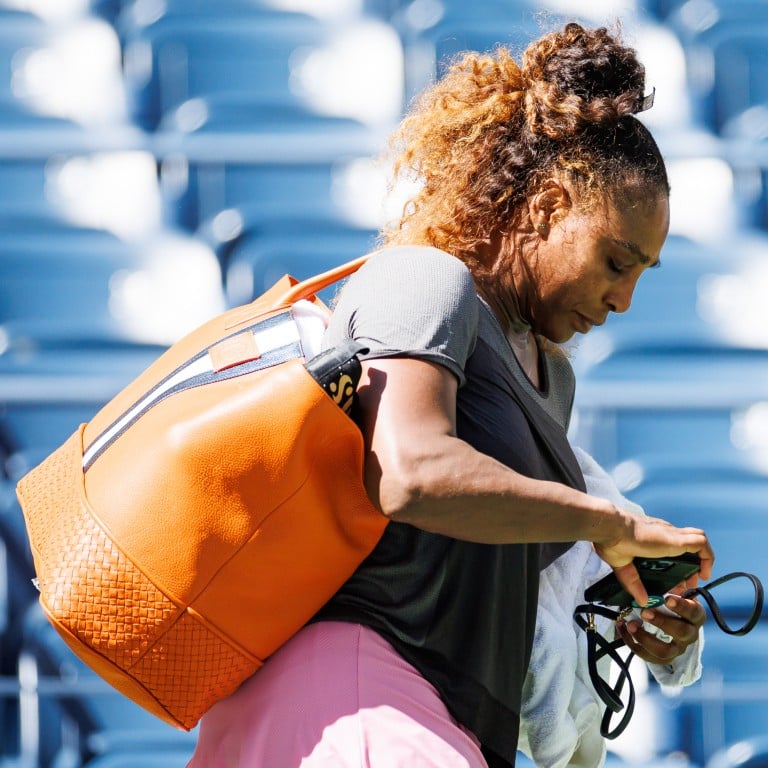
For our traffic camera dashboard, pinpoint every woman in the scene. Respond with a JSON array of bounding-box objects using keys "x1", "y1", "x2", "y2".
[{"x1": 189, "y1": 22, "x2": 712, "y2": 768}]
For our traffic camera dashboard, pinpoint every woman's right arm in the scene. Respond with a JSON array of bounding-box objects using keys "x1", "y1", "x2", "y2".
[{"x1": 357, "y1": 355, "x2": 714, "y2": 607}]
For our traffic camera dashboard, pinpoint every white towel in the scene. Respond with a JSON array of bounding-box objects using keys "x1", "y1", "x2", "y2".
[{"x1": 517, "y1": 447, "x2": 703, "y2": 768}]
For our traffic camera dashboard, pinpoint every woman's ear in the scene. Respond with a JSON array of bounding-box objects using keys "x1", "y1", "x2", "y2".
[{"x1": 528, "y1": 178, "x2": 571, "y2": 238}]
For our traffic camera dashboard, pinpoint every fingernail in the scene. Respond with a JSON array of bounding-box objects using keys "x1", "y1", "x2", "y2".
[
  {"x1": 641, "y1": 609, "x2": 655, "y2": 621},
  {"x1": 627, "y1": 621, "x2": 639, "y2": 634},
  {"x1": 666, "y1": 596, "x2": 678, "y2": 608}
]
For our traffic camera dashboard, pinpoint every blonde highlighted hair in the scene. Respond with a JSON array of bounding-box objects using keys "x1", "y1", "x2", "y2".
[{"x1": 382, "y1": 22, "x2": 669, "y2": 271}]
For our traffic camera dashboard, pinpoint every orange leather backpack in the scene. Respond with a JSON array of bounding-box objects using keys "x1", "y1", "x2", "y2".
[{"x1": 16, "y1": 255, "x2": 387, "y2": 731}]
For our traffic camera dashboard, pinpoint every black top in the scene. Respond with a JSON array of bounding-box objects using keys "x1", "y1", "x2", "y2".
[{"x1": 318, "y1": 247, "x2": 585, "y2": 767}]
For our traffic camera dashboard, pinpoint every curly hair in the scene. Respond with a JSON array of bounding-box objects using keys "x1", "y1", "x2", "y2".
[{"x1": 382, "y1": 22, "x2": 670, "y2": 274}]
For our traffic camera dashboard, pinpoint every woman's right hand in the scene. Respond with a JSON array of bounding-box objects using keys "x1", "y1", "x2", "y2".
[{"x1": 593, "y1": 510, "x2": 715, "y2": 608}]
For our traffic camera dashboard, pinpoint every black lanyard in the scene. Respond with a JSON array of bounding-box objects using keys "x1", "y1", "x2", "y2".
[{"x1": 573, "y1": 571, "x2": 764, "y2": 740}]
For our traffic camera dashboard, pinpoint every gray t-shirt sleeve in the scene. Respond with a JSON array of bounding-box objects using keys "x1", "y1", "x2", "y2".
[{"x1": 322, "y1": 246, "x2": 479, "y2": 386}]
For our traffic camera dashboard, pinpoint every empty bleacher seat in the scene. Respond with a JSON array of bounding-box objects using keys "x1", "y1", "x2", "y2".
[
  {"x1": 659, "y1": 623, "x2": 768, "y2": 766},
  {"x1": 571, "y1": 345, "x2": 768, "y2": 467},
  {"x1": 119, "y1": 0, "x2": 381, "y2": 22},
  {"x1": 0, "y1": 9, "x2": 128, "y2": 128},
  {"x1": 0, "y1": 10, "x2": 52, "y2": 112},
  {"x1": 707, "y1": 736, "x2": 768, "y2": 768},
  {"x1": 83, "y1": 751, "x2": 194, "y2": 767},
  {"x1": 569, "y1": 228, "x2": 768, "y2": 470},
  {"x1": 638, "y1": 0, "x2": 687, "y2": 19},
  {"x1": 396, "y1": 2, "x2": 543, "y2": 100},
  {"x1": 19, "y1": 603, "x2": 198, "y2": 768},
  {"x1": 157, "y1": 137, "x2": 388, "y2": 234},
  {"x1": 0, "y1": 219, "x2": 225, "y2": 338},
  {"x1": 0, "y1": 224, "x2": 146, "y2": 334},
  {"x1": 670, "y1": 3, "x2": 768, "y2": 134},
  {"x1": 121, "y1": 11, "x2": 403, "y2": 131},
  {"x1": 221, "y1": 219, "x2": 378, "y2": 306}
]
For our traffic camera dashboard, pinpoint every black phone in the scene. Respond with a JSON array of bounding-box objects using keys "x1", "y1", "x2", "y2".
[{"x1": 584, "y1": 553, "x2": 702, "y2": 608}]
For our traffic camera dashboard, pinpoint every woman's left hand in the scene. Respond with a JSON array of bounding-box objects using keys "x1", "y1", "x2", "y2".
[{"x1": 615, "y1": 592, "x2": 706, "y2": 665}]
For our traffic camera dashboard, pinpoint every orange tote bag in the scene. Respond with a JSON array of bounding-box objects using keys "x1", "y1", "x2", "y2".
[{"x1": 16, "y1": 255, "x2": 387, "y2": 731}]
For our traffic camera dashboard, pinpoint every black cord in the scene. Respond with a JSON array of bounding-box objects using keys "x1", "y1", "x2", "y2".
[
  {"x1": 573, "y1": 570, "x2": 764, "y2": 740},
  {"x1": 682, "y1": 571, "x2": 764, "y2": 635}
]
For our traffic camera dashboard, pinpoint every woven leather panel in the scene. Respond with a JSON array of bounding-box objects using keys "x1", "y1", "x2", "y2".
[
  {"x1": 134, "y1": 611, "x2": 260, "y2": 729},
  {"x1": 21, "y1": 431, "x2": 179, "y2": 667},
  {"x1": 19, "y1": 428, "x2": 259, "y2": 727}
]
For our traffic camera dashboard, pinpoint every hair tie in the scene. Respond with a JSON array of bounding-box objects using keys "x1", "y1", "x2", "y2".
[{"x1": 634, "y1": 87, "x2": 655, "y2": 114}]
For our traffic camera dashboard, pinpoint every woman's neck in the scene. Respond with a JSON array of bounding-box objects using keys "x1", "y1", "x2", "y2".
[{"x1": 473, "y1": 233, "x2": 541, "y2": 387}]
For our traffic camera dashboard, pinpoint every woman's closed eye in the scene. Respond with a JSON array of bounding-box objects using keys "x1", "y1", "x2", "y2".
[{"x1": 607, "y1": 256, "x2": 629, "y2": 275}]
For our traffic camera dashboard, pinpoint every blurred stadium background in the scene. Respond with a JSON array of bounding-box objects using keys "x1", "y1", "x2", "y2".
[{"x1": 0, "y1": 0, "x2": 767, "y2": 765}]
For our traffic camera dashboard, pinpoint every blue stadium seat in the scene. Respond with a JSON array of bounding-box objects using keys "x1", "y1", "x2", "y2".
[
  {"x1": 0, "y1": 218, "x2": 225, "y2": 345},
  {"x1": 708, "y1": 736, "x2": 768, "y2": 768},
  {"x1": 0, "y1": 223, "x2": 150, "y2": 338},
  {"x1": 0, "y1": 10, "x2": 51, "y2": 113},
  {"x1": 121, "y1": 0, "x2": 391, "y2": 19},
  {"x1": 638, "y1": 0, "x2": 687, "y2": 19},
  {"x1": 19, "y1": 604, "x2": 198, "y2": 768},
  {"x1": 672, "y1": 15, "x2": 768, "y2": 134},
  {"x1": 221, "y1": 219, "x2": 378, "y2": 306},
  {"x1": 659, "y1": 623, "x2": 768, "y2": 766},
  {"x1": 0, "y1": 10, "x2": 128, "y2": 129},
  {"x1": 0, "y1": 218, "x2": 200, "y2": 352},
  {"x1": 718, "y1": 113, "x2": 768, "y2": 232},
  {"x1": 158, "y1": 142, "x2": 382, "y2": 236},
  {"x1": 121, "y1": 14, "x2": 319, "y2": 130},
  {"x1": 0, "y1": 125, "x2": 156, "y2": 227},
  {"x1": 84, "y1": 750, "x2": 194, "y2": 767},
  {"x1": 121, "y1": 12, "x2": 400, "y2": 131},
  {"x1": 0, "y1": 341, "x2": 165, "y2": 473},
  {"x1": 0, "y1": 159, "x2": 63, "y2": 222},
  {"x1": 398, "y1": 3, "x2": 543, "y2": 99},
  {"x1": 572, "y1": 346, "x2": 768, "y2": 467}
]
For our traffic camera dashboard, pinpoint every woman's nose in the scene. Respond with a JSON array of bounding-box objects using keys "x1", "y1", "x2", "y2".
[{"x1": 606, "y1": 277, "x2": 637, "y2": 314}]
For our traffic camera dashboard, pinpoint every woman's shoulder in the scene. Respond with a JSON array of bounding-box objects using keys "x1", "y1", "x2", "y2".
[
  {"x1": 339, "y1": 245, "x2": 478, "y2": 315},
  {"x1": 361, "y1": 245, "x2": 474, "y2": 284}
]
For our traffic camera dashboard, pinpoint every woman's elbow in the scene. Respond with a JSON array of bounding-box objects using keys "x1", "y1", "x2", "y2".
[{"x1": 364, "y1": 453, "x2": 427, "y2": 522}]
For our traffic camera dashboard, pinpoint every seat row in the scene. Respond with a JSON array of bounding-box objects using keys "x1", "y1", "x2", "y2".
[{"x1": 6, "y1": 0, "x2": 768, "y2": 134}]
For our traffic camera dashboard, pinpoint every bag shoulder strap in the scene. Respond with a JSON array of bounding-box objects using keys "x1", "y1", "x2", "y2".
[{"x1": 275, "y1": 253, "x2": 374, "y2": 307}]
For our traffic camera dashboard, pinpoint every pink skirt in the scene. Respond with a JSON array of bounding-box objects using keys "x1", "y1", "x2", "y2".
[{"x1": 187, "y1": 621, "x2": 489, "y2": 767}]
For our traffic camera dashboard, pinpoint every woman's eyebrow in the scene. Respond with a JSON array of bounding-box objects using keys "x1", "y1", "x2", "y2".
[{"x1": 611, "y1": 238, "x2": 661, "y2": 269}]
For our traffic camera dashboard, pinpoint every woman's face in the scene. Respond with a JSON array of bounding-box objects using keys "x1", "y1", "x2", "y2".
[{"x1": 520, "y1": 191, "x2": 670, "y2": 343}]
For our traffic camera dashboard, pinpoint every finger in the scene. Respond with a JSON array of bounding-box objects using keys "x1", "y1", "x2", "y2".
[
  {"x1": 694, "y1": 539, "x2": 715, "y2": 581},
  {"x1": 616, "y1": 622, "x2": 682, "y2": 665},
  {"x1": 682, "y1": 574, "x2": 701, "y2": 592},
  {"x1": 613, "y1": 563, "x2": 648, "y2": 608},
  {"x1": 668, "y1": 574, "x2": 700, "y2": 595},
  {"x1": 638, "y1": 608, "x2": 700, "y2": 646},
  {"x1": 660, "y1": 595, "x2": 706, "y2": 628}
]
